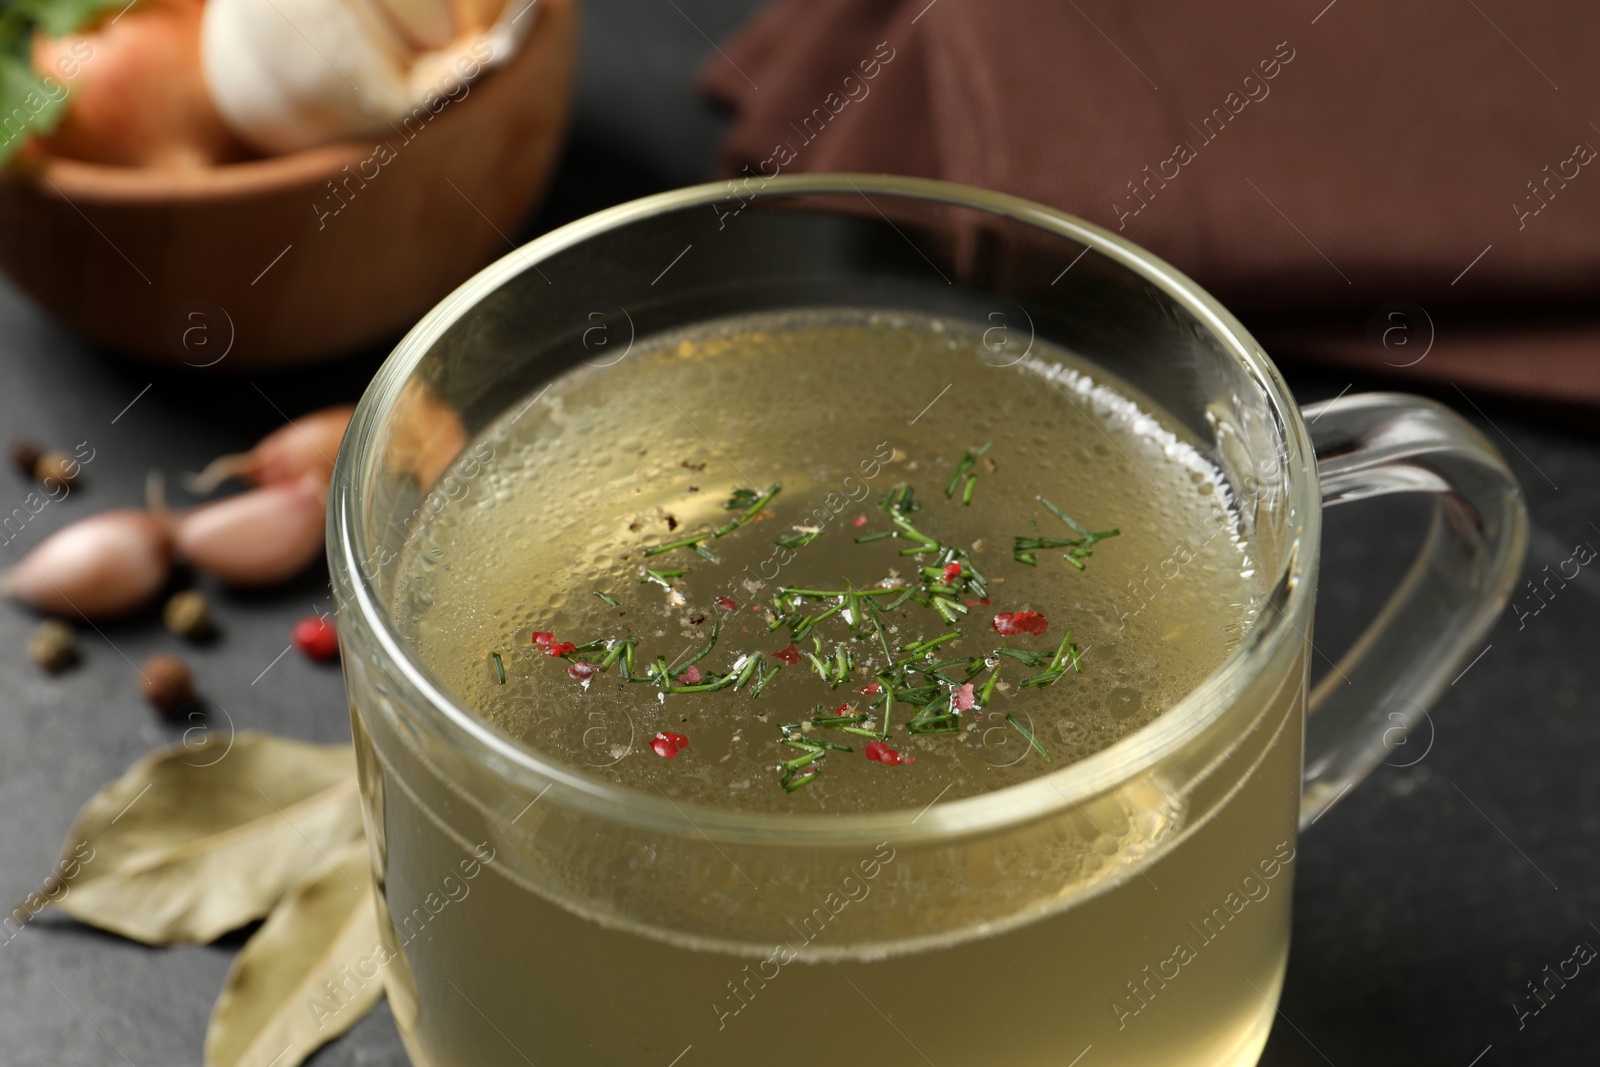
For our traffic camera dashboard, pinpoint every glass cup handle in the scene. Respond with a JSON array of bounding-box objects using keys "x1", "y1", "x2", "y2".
[{"x1": 1298, "y1": 392, "x2": 1529, "y2": 827}]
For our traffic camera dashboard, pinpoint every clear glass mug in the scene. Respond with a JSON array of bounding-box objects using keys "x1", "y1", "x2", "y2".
[{"x1": 329, "y1": 175, "x2": 1527, "y2": 1066}]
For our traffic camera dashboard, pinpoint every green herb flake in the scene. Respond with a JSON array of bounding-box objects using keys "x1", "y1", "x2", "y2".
[
  {"x1": 944, "y1": 440, "x2": 993, "y2": 503},
  {"x1": 776, "y1": 527, "x2": 823, "y2": 550},
  {"x1": 643, "y1": 484, "x2": 781, "y2": 558},
  {"x1": 1006, "y1": 713, "x2": 1051, "y2": 760}
]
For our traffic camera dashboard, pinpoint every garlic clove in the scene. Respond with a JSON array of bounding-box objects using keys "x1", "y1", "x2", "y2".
[
  {"x1": 186, "y1": 405, "x2": 355, "y2": 494},
  {"x1": 452, "y1": 0, "x2": 511, "y2": 35},
  {"x1": 2, "y1": 510, "x2": 172, "y2": 619},
  {"x1": 176, "y1": 478, "x2": 328, "y2": 586},
  {"x1": 458, "y1": 0, "x2": 539, "y2": 73},
  {"x1": 374, "y1": 0, "x2": 457, "y2": 51}
]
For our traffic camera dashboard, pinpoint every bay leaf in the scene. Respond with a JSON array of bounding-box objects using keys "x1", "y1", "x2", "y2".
[
  {"x1": 51, "y1": 730, "x2": 364, "y2": 944},
  {"x1": 205, "y1": 839, "x2": 384, "y2": 1067}
]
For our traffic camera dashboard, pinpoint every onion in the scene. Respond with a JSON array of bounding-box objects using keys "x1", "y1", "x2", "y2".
[{"x1": 31, "y1": 0, "x2": 248, "y2": 168}]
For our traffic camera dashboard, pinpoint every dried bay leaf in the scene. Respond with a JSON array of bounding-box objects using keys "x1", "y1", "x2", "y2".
[
  {"x1": 52, "y1": 730, "x2": 363, "y2": 944},
  {"x1": 205, "y1": 839, "x2": 383, "y2": 1067}
]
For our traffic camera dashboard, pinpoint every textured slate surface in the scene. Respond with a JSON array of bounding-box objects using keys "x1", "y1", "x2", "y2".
[{"x1": 0, "y1": 2, "x2": 1593, "y2": 1064}]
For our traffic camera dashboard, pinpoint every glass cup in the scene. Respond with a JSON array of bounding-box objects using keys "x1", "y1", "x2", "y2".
[{"x1": 329, "y1": 175, "x2": 1527, "y2": 1066}]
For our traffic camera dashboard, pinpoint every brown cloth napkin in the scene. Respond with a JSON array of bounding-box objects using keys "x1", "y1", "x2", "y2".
[{"x1": 700, "y1": 0, "x2": 1600, "y2": 410}]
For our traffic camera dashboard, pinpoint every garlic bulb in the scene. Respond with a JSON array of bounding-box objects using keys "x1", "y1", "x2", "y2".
[{"x1": 199, "y1": 0, "x2": 535, "y2": 154}]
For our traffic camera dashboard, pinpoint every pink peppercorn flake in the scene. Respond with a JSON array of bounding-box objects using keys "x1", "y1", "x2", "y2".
[
  {"x1": 853, "y1": 515, "x2": 868, "y2": 527},
  {"x1": 773, "y1": 643, "x2": 801, "y2": 666},
  {"x1": 532, "y1": 631, "x2": 576, "y2": 656},
  {"x1": 677, "y1": 665, "x2": 703, "y2": 684},
  {"x1": 953, "y1": 683, "x2": 977, "y2": 711},
  {"x1": 865, "y1": 741, "x2": 913, "y2": 766},
  {"x1": 992, "y1": 610, "x2": 1048, "y2": 636},
  {"x1": 715, "y1": 596, "x2": 739, "y2": 611},
  {"x1": 650, "y1": 731, "x2": 689, "y2": 759},
  {"x1": 832, "y1": 703, "x2": 853, "y2": 716},
  {"x1": 942, "y1": 563, "x2": 962, "y2": 583},
  {"x1": 855, "y1": 682, "x2": 883, "y2": 695}
]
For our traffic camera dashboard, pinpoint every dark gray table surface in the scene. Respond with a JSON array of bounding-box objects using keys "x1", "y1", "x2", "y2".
[{"x1": 2, "y1": 2, "x2": 1596, "y2": 1064}]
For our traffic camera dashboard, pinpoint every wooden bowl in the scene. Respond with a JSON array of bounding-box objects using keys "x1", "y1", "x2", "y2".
[{"x1": 0, "y1": 0, "x2": 578, "y2": 370}]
